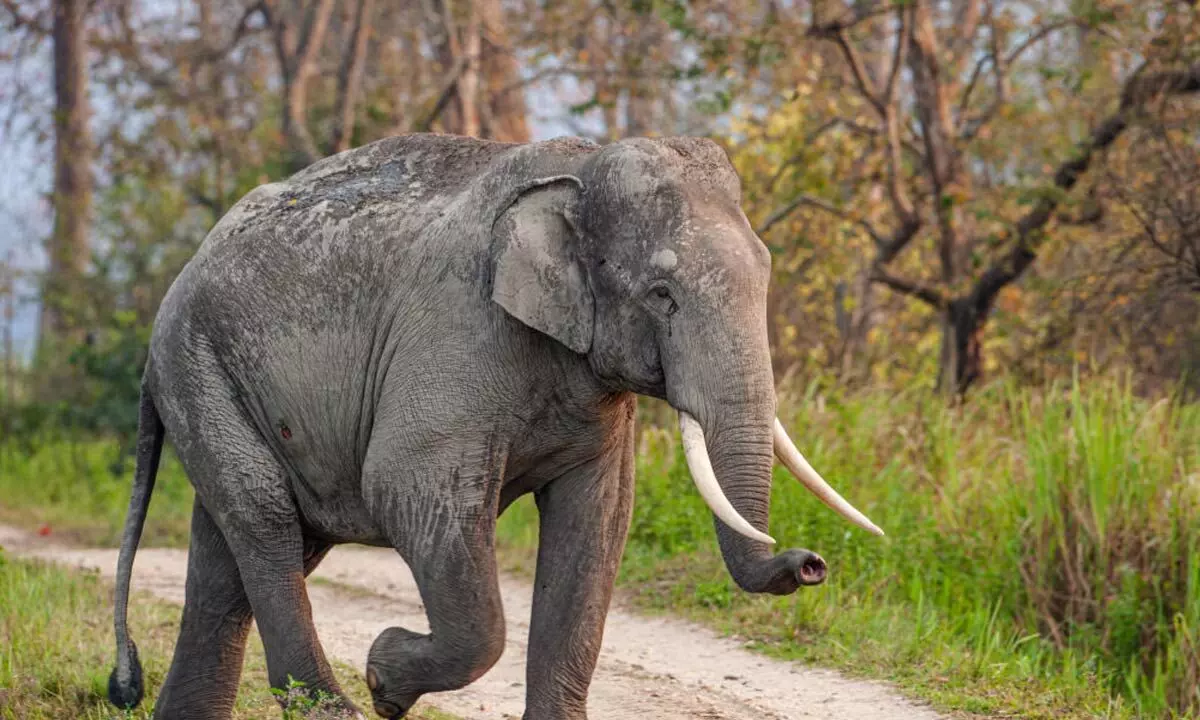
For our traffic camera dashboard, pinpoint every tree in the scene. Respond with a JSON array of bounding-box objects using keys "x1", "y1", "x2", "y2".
[
  {"x1": 420, "y1": 0, "x2": 529, "y2": 141},
  {"x1": 771, "y1": 0, "x2": 1200, "y2": 394},
  {"x1": 40, "y1": 0, "x2": 91, "y2": 351}
]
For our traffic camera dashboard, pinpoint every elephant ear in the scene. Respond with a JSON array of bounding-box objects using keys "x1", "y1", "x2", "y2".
[{"x1": 491, "y1": 175, "x2": 594, "y2": 354}]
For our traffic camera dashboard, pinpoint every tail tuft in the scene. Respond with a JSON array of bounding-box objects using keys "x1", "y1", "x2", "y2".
[{"x1": 107, "y1": 638, "x2": 144, "y2": 709}]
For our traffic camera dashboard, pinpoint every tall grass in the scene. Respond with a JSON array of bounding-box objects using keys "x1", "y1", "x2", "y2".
[{"x1": 2, "y1": 376, "x2": 1196, "y2": 717}]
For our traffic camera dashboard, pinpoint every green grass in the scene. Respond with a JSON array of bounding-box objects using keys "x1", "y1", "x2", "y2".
[
  {"x1": 0, "y1": 438, "x2": 194, "y2": 548},
  {"x1": 0, "y1": 551, "x2": 454, "y2": 719},
  {"x1": 3, "y1": 375, "x2": 1198, "y2": 718}
]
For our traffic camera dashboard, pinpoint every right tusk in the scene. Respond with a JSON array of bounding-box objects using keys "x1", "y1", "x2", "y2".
[
  {"x1": 773, "y1": 418, "x2": 885, "y2": 536},
  {"x1": 679, "y1": 412, "x2": 776, "y2": 546}
]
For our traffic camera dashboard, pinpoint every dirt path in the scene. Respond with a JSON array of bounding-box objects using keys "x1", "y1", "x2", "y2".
[{"x1": 1, "y1": 523, "x2": 944, "y2": 720}]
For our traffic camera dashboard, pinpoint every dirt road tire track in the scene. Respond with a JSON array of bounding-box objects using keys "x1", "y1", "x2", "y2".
[{"x1": 1, "y1": 524, "x2": 944, "y2": 720}]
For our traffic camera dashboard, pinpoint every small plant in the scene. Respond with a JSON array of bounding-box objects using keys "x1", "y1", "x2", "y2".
[{"x1": 272, "y1": 676, "x2": 357, "y2": 719}]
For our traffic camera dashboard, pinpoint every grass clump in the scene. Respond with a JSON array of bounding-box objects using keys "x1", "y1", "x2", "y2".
[{"x1": 0, "y1": 552, "x2": 450, "y2": 719}]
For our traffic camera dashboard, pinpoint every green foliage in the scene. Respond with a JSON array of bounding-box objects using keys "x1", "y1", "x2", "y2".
[{"x1": 64, "y1": 313, "x2": 151, "y2": 442}]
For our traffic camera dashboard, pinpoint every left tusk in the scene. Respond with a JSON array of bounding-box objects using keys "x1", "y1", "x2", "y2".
[
  {"x1": 773, "y1": 418, "x2": 885, "y2": 536},
  {"x1": 679, "y1": 412, "x2": 776, "y2": 545}
]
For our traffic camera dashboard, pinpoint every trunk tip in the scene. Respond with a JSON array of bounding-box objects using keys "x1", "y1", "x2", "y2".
[{"x1": 798, "y1": 553, "x2": 827, "y2": 585}]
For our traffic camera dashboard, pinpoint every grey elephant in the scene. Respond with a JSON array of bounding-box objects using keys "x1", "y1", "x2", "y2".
[{"x1": 108, "y1": 133, "x2": 882, "y2": 720}]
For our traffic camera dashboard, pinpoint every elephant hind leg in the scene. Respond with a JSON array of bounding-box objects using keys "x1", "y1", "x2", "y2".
[
  {"x1": 155, "y1": 498, "x2": 346, "y2": 720},
  {"x1": 157, "y1": 374, "x2": 357, "y2": 717},
  {"x1": 154, "y1": 498, "x2": 254, "y2": 720}
]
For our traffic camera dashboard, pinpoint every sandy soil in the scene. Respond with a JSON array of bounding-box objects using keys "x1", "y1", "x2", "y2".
[{"x1": 1, "y1": 523, "x2": 944, "y2": 720}]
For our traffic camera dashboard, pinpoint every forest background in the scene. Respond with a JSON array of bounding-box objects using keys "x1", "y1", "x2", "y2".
[{"x1": 2, "y1": 0, "x2": 1200, "y2": 718}]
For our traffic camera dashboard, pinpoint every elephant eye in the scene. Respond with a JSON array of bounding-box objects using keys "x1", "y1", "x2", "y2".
[{"x1": 647, "y1": 286, "x2": 678, "y2": 317}]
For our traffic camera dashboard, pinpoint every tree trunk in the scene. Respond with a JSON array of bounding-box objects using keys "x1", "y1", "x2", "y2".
[
  {"x1": 456, "y1": 0, "x2": 481, "y2": 137},
  {"x1": 331, "y1": 0, "x2": 376, "y2": 153},
  {"x1": 623, "y1": 17, "x2": 661, "y2": 137},
  {"x1": 477, "y1": 0, "x2": 528, "y2": 142},
  {"x1": 837, "y1": 266, "x2": 877, "y2": 383},
  {"x1": 40, "y1": 0, "x2": 92, "y2": 354},
  {"x1": 938, "y1": 298, "x2": 983, "y2": 396}
]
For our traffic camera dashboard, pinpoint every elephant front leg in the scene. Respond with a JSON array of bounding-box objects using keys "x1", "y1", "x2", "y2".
[
  {"x1": 363, "y1": 452, "x2": 507, "y2": 718},
  {"x1": 524, "y1": 421, "x2": 635, "y2": 720}
]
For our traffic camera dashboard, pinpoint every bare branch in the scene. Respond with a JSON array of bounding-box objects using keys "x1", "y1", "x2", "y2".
[
  {"x1": 809, "y1": 2, "x2": 899, "y2": 35},
  {"x1": 832, "y1": 31, "x2": 884, "y2": 113},
  {"x1": 263, "y1": 0, "x2": 336, "y2": 170},
  {"x1": 883, "y1": 108, "x2": 916, "y2": 222},
  {"x1": 823, "y1": 115, "x2": 926, "y2": 159},
  {"x1": 408, "y1": 55, "x2": 468, "y2": 133},
  {"x1": 960, "y1": 18, "x2": 1081, "y2": 140},
  {"x1": 1004, "y1": 18, "x2": 1077, "y2": 68},
  {"x1": 948, "y1": 0, "x2": 983, "y2": 73},
  {"x1": 876, "y1": 213, "x2": 922, "y2": 265},
  {"x1": 293, "y1": 0, "x2": 336, "y2": 72},
  {"x1": 756, "y1": 194, "x2": 884, "y2": 246},
  {"x1": 869, "y1": 266, "x2": 946, "y2": 308},
  {"x1": 882, "y1": 6, "x2": 911, "y2": 104},
  {"x1": 958, "y1": 54, "x2": 992, "y2": 119},
  {"x1": 1, "y1": 0, "x2": 50, "y2": 33}
]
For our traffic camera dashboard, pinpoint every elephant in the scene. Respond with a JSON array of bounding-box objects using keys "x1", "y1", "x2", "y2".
[{"x1": 107, "y1": 132, "x2": 882, "y2": 720}]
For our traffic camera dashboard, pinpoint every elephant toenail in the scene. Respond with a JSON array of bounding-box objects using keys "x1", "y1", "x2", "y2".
[
  {"x1": 373, "y1": 700, "x2": 401, "y2": 718},
  {"x1": 366, "y1": 666, "x2": 379, "y2": 691}
]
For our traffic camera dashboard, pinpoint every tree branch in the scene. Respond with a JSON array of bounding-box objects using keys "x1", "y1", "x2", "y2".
[
  {"x1": 960, "y1": 18, "x2": 1081, "y2": 141},
  {"x1": 1, "y1": 0, "x2": 50, "y2": 33},
  {"x1": 408, "y1": 55, "x2": 468, "y2": 133},
  {"x1": 294, "y1": 0, "x2": 336, "y2": 72},
  {"x1": 831, "y1": 30, "x2": 884, "y2": 114},
  {"x1": 869, "y1": 266, "x2": 946, "y2": 308},
  {"x1": 877, "y1": 213, "x2": 922, "y2": 264},
  {"x1": 967, "y1": 63, "x2": 1200, "y2": 316},
  {"x1": 882, "y1": 5, "x2": 911, "y2": 104},
  {"x1": 756, "y1": 194, "x2": 884, "y2": 246}
]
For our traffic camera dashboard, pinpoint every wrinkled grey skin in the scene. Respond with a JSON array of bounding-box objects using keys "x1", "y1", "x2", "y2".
[{"x1": 108, "y1": 133, "x2": 827, "y2": 720}]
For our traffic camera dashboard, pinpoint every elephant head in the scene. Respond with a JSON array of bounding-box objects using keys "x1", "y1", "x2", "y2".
[{"x1": 491, "y1": 137, "x2": 882, "y2": 595}]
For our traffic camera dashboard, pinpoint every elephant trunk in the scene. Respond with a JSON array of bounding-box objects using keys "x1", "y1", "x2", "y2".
[
  {"x1": 696, "y1": 392, "x2": 827, "y2": 595},
  {"x1": 669, "y1": 319, "x2": 826, "y2": 595}
]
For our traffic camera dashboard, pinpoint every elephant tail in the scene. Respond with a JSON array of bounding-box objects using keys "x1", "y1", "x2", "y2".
[{"x1": 108, "y1": 384, "x2": 165, "y2": 709}]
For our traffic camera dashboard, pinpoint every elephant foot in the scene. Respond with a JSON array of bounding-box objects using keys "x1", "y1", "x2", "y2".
[
  {"x1": 366, "y1": 622, "x2": 503, "y2": 719},
  {"x1": 365, "y1": 627, "x2": 428, "y2": 718}
]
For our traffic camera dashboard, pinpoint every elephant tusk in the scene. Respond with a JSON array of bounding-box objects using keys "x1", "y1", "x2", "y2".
[
  {"x1": 773, "y1": 418, "x2": 885, "y2": 536},
  {"x1": 679, "y1": 412, "x2": 776, "y2": 546}
]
